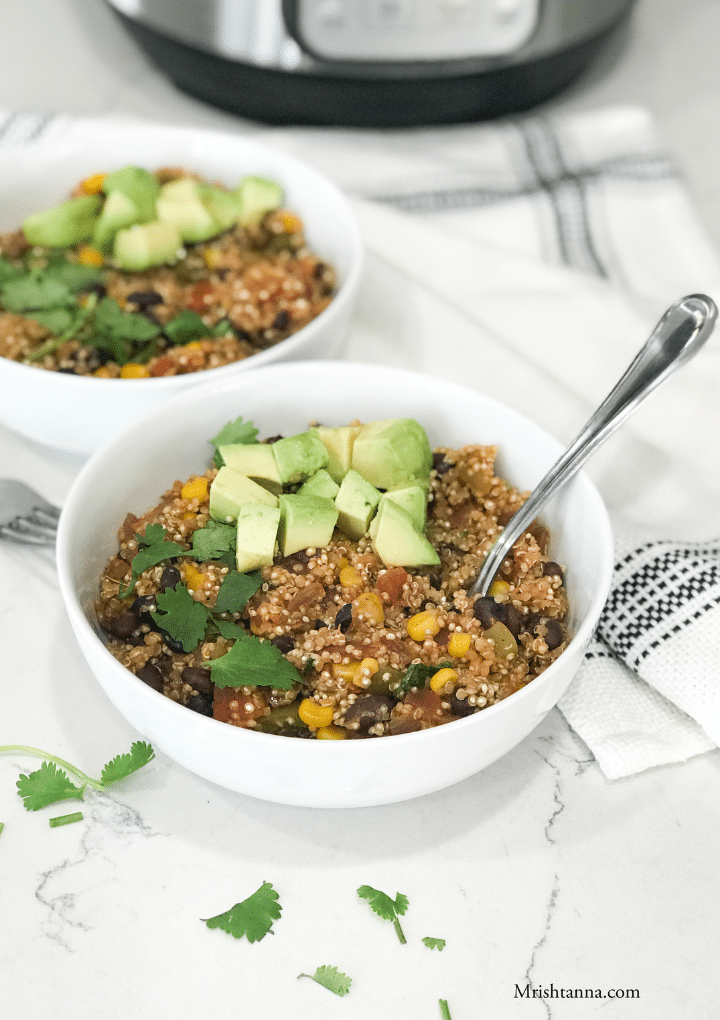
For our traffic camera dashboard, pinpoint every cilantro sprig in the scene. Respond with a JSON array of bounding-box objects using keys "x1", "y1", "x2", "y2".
[
  {"x1": 210, "y1": 415, "x2": 259, "y2": 467},
  {"x1": 394, "y1": 661, "x2": 453, "y2": 697},
  {"x1": 208, "y1": 633, "x2": 301, "y2": 690},
  {"x1": 298, "y1": 966, "x2": 352, "y2": 997},
  {"x1": 423, "y1": 937, "x2": 446, "y2": 951},
  {"x1": 1, "y1": 741, "x2": 155, "y2": 811},
  {"x1": 357, "y1": 885, "x2": 409, "y2": 944},
  {"x1": 203, "y1": 881, "x2": 281, "y2": 942},
  {"x1": 119, "y1": 523, "x2": 187, "y2": 599}
]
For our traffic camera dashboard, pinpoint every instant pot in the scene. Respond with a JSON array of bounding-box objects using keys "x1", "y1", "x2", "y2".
[{"x1": 106, "y1": 0, "x2": 638, "y2": 127}]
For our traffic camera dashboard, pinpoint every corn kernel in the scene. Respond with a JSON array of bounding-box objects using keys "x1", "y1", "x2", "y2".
[
  {"x1": 80, "y1": 172, "x2": 107, "y2": 195},
  {"x1": 407, "y1": 609, "x2": 440, "y2": 642},
  {"x1": 76, "y1": 245, "x2": 104, "y2": 267},
  {"x1": 339, "y1": 564, "x2": 362, "y2": 588},
  {"x1": 298, "y1": 698, "x2": 334, "y2": 729},
  {"x1": 184, "y1": 340, "x2": 203, "y2": 351},
  {"x1": 429, "y1": 667, "x2": 459, "y2": 693},
  {"x1": 448, "y1": 632, "x2": 472, "y2": 657},
  {"x1": 338, "y1": 557, "x2": 350, "y2": 569},
  {"x1": 316, "y1": 725, "x2": 346, "y2": 740},
  {"x1": 333, "y1": 662, "x2": 362, "y2": 684},
  {"x1": 489, "y1": 579, "x2": 511, "y2": 599},
  {"x1": 183, "y1": 564, "x2": 205, "y2": 591},
  {"x1": 93, "y1": 366, "x2": 112, "y2": 378},
  {"x1": 354, "y1": 592, "x2": 384, "y2": 626},
  {"x1": 181, "y1": 476, "x2": 209, "y2": 502},
  {"x1": 359, "y1": 657, "x2": 379, "y2": 678},
  {"x1": 279, "y1": 210, "x2": 303, "y2": 233},
  {"x1": 203, "y1": 247, "x2": 222, "y2": 270},
  {"x1": 120, "y1": 363, "x2": 151, "y2": 379}
]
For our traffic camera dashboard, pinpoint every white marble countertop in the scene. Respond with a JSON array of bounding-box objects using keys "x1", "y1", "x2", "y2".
[{"x1": 3, "y1": 2, "x2": 720, "y2": 1017}]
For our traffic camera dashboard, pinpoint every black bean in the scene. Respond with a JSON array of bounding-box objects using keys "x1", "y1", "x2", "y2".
[
  {"x1": 432, "y1": 452, "x2": 453, "y2": 475},
  {"x1": 102, "y1": 611, "x2": 139, "y2": 639},
  {"x1": 313, "y1": 261, "x2": 326, "y2": 278},
  {"x1": 159, "y1": 565, "x2": 182, "y2": 591},
  {"x1": 272, "y1": 309, "x2": 289, "y2": 330},
  {"x1": 186, "y1": 692, "x2": 213, "y2": 716},
  {"x1": 523, "y1": 614, "x2": 564, "y2": 650},
  {"x1": 344, "y1": 695, "x2": 393, "y2": 732},
  {"x1": 543, "y1": 561, "x2": 565, "y2": 583},
  {"x1": 504, "y1": 605, "x2": 522, "y2": 638},
  {"x1": 312, "y1": 619, "x2": 326, "y2": 630},
  {"x1": 131, "y1": 594, "x2": 158, "y2": 617},
  {"x1": 473, "y1": 596, "x2": 506, "y2": 629},
  {"x1": 271, "y1": 634, "x2": 295, "y2": 654},
  {"x1": 127, "y1": 289, "x2": 163, "y2": 309},
  {"x1": 262, "y1": 434, "x2": 284, "y2": 444},
  {"x1": 136, "y1": 663, "x2": 164, "y2": 692},
  {"x1": 448, "y1": 693, "x2": 476, "y2": 717},
  {"x1": 334, "y1": 603, "x2": 353, "y2": 633},
  {"x1": 159, "y1": 629, "x2": 186, "y2": 654},
  {"x1": 181, "y1": 665, "x2": 214, "y2": 693},
  {"x1": 57, "y1": 366, "x2": 77, "y2": 374},
  {"x1": 84, "y1": 281, "x2": 106, "y2": 298}
]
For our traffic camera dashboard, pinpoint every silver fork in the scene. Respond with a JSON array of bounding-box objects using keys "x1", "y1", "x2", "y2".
[{"x1": 0, "y1": 479, "x2": 61, "y2": 545}]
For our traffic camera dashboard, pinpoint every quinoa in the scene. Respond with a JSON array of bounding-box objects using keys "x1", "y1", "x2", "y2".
[
  {"x1": 0, "y1": 167, "x2": 335, "y2": 377},
  {"x1": 94, "y1": 430, "x2": 570, "y2": 740}
]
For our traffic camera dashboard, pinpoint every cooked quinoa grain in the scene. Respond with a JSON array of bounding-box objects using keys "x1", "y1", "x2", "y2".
[{"x1": 95, "y1": 426, "x2": 570, "y2": 739}]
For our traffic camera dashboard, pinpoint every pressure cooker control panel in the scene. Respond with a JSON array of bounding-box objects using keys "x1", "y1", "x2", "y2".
[{"x1": 283, "y1": 0, "x2": 540, "y2": 62}]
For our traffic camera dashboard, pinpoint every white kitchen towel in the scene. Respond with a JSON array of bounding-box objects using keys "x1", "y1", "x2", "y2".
[{"x1": 2, "y1": 104, "x2": 720, "y2": 779}]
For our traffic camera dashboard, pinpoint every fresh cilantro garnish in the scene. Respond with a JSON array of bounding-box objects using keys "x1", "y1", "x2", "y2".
[
  {"x1": 439, "y1": 999, "x2": 453, "y2": 1020},
  {"x1": 357, "y1": 885, "x2": 409, "y2": 944},
  {"x1": 214, "y1": 618, "x2": 247, "y2": 641},
  {"x1": 191, "y1": 519, "x2": 236, "y2": 563},
  {"x1": 1, "y1": 271, "x2": 74, "y2": 312},
  {"x1": 214, "y1": 569, "x2": 263, "y2": 613},
  {"x1": 0, "y1": 822, "x2": 4, "y2": 837},
  {"x1": 150, "y1": 584, "x2": 211, "y2": 653},
  {"x1": 423, "y1": 937, "x2": 446, "y2": 951},
  {"x1": 26, "y1": 308, "x2": 75, "y2": 333},
  {"x1": 394, "y1": 661, "x2": 453, "y2": 697},
  {"x1": 49, "y1": 811, "x2": 84, "y2": 828},
  {"x1": 119, "y1": 523, "x2": 187, "y2": 598},
  {"x1": 298, "y1": 966, "x2": 352, "y2": 997},
  {"x1": 3, "y1": 741, "x2": 155, "y2": 811},
  {"x1": 86, "y1": 296, "x2": 161, "y2": 365},
  {"x1": 301, "y1": 657, "x2": 314, "y2": 678},
  {"x1": 202, "y1": 881, "x2": 281, "y2": 942},
  {"x1": 26, "y1": 292, "x2": 99, "y2": 363},
  {"x1": 0, "y1": 255, "x2": 24, "y2": 283},
  {"x1": 208, "y1": 633, "x2": 301, "y2": 690},
  {"x1": 163, "y1": 309, "x2": 208, "y2": 345},
  {"x1": 210, "y1": 416, "x2": 259, "y2": 466},
  {"x1": 212, "y1": 318, "x2": 233, "y2": 336}
]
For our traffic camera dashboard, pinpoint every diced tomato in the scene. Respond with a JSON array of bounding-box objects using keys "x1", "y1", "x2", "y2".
[
  {"x1": 187, "y1": 280, "x2": 214, "y2": 313},
  {"x1": 150, "y1": 357, "x2": 174, "y2": 377},
  {"x1": 376, "y1": 566, "x2": 408, "y2": 603}
]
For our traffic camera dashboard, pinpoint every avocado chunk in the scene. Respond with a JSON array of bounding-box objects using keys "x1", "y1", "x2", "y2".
[
  {"x1": 113, "y1": 220, "x2": 182, "y2": 271},
  {"x1": 236, "y1": 176, "x2": 283, "y2": 227},
  {"x1": 199, "y1": 184, "x2": 241, "y2": 232},
  {"x1": 218, "y1": 443, "x2": 283, "y2": 495},
  {"x1": 235, "y1": 502, "x2": 281, "y2": 573},
  {"x1": 156, "y1": 178, "x2": 220, "y2": 244},
  {"x1": 102, "y1": 165, "x2": 160, "y2": 222},
  {"x1": 93, "y1": 190, "x2": 143, "y2": 250},
  {"x1": 370, "y1": 499, "x2": 440, "y2": 568},
  {"x1": 22, "y1": 194, "x2": 102, "y2": 248},
  {"x1": 334, "y1": 469, "x2": 381, "y2": 540},
  {"x1": 380, "y1": 485, "x2": 427, "y2": 531},
  {"x1": 299, "y1": 468, "x2": 340, "y2": 500},
  {"x1": 209, "y1": 466, "x2": 279, "y2": 524},
  {"x1": 351, "y1": 419, "x2": 432, "y2": 491},
  {"x1": 272, "y1": 431, "x2": 329, "y2": 486},
  {"x1": 278, "y1": 493, "x2": 339, "y2": 557},
  {"x1": 312, "y1": 424, "x2": 362, "y2": 483}
]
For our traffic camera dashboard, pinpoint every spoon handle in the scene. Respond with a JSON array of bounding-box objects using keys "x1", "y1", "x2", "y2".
[{"x1": 467, "y1": 293, "x2": 718, "y2": 599}]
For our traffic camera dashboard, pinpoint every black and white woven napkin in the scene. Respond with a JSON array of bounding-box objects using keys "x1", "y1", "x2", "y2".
[{"x1": 4, "y1": 105, "x2": 720, "y2": 778}]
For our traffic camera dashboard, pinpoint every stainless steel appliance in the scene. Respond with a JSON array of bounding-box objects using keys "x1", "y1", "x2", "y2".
[{"x1": 105, "y1": 0, "x2": 638, "y2": 126}]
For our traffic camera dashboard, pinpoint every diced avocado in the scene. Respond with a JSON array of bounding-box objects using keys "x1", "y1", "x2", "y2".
[
  {"x1": 334, "y1": 469, "x2": 381, "y2": 541},
  {"x1": 236, "y1": 175, "x2": 283, "y2": 227},
  {"x1": 199, "y1": 184, "x2": 241, "y2": 232},
  {"x1": 113, "y1": 220, "x2": 182, "y2": 271},
  {"x1": 218, "y1": 443, "x2": 283, "y2": 496},
  {"x1": 351, "y1": 419, "x2": 432, "y2": 491},
  {"x1": 370, "y1": 499, "x2": 440, "y2": 568},
  {"x1": 22, "y1": 194, "x2": 102, "y2": 248},
  {"x1": 156, "y1": 178, "x2": 220, "y2": 244},
  {"x1": 299, "y1": 468, "x2": 340, "y2": 500},
  {"x1": 278, "y1": 493, "x2": 339, "y2": 557},
  {"x1": 272, "y1": 431, "x2": 329, "y2": 486},
  {"x1": 102, "y1": 165, "x2": 160, "y2": 221},
  {"x1": 209, "y1": 466, "x2": 279, "y2": 524},
  {"x1": 311, "y1": 424, "x2": 362, "y2": 483},
  {"x1": 380, "y1": 485, "x2": 427, "y2": 531},
  {"x1": 93, "y1": 190, "x2": 142, "y2": 250},
  {"x1": 235, "y1": 502, "x2": 281, "y2": 573}
]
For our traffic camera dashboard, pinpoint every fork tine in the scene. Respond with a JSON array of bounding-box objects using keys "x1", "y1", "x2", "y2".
[{"x1": 0, "y1": 517, "x2": 57, "y2": 544}]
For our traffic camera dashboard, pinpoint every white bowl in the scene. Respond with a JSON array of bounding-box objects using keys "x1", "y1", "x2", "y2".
[
  {"x1": 56, "y1": 361, "x2": 613, "y2": 808},
  {"x1": 0, "y1": 120, "x2": 362, "y2": 457}
]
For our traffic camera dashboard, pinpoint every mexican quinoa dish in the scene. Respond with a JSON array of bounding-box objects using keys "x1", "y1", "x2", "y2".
[
  {"x1": 95, "y1": 415, "x2": 570, "y2": 740},
  {"x1": 0, "y1": 165, "x2": 335, "y2": 377}
]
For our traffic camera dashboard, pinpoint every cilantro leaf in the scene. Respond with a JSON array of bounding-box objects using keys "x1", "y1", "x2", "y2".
[
  {"x1": 357, "y1": 885, "x2": 409, "y2": 944},
  {"x1": 100, "y1": 741, "x2": 156, "y2": 785},
  {"x1": 210, "y1": 416, "x2": 259, "y2": 466},
  {"x1": 394, "y1": 661, "x2": 453, "y2": 697},
  {"x1": 191, "y1": 520, "x2": 236, "y2": 563},
  {"x1": 1, "y1": 271, "x2": 73, "y2": 312},
  {"x1": 150, "y1": 584, "x2": 210, "y2": 653},
  {"x1": 298, "y1": 966, "x2": 352, "y2": 997},
  {"x1": 214, "y1": 569, "x2": 263, "y2": 613},
  {"x1": 214, "y1": 618, "x2": 247, "y2": 641},
  {"x1": 0, "y1": 255, "x2": 25, "y2": 283},
  {"x1": 208, "y1": 633, "x2": 301, "y2": 690},
  {"x1": 119, "y1": 524, "x2": 187, "y2": 598},
  {"x1": 202, "y1": 881, "x2": 281, "y2": 942},
  {"x1": 163, "y1": 309, "x2": 208, "y2": 345},
  {"x1": 28, "y1": 307, "x2": 75, "y2": 333},
  {"x1": 47, "y1": 261, "x2": 103, "y2": 291},
  {"x1": 439, "y1": 999, "x2": 453, "y2": 1020},
  {"x1": 16, "y1": 761, "x2": 85, "y2": 811},
  {"x1": 85, "y1": 297, "x2": 161, "y2": 365},
  {"x1": 423, "y1": 937, "x2": 446, "y2": 951}
]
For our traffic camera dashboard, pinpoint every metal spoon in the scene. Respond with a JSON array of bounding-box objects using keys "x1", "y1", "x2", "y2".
[{"x1": 467, "y1": 293, "x2": 718, "y2": 599}]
